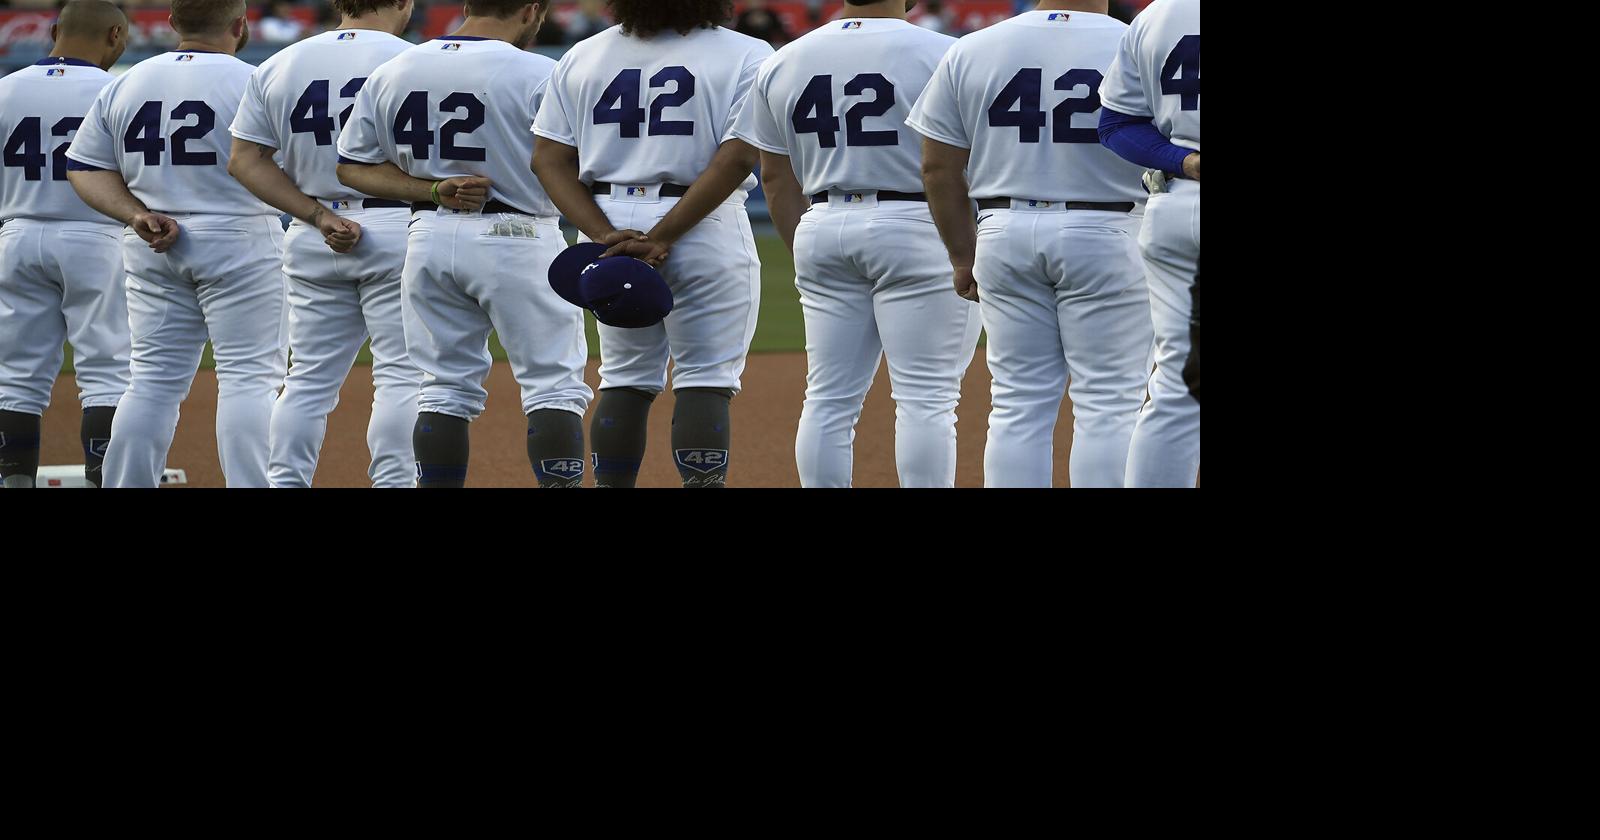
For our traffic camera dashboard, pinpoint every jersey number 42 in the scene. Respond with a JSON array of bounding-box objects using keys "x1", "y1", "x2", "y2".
[
  {"x1": 593, "y1": 67, "x2": 696, "y2": 138},
  {"x1": 986, "y1": 69, "x2": 1104, "y2": 144},
  {"x1": 3, "y1": 116, "x2": 82, "y2": 181}
]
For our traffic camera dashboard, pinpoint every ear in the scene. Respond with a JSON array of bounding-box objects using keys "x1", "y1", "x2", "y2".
[
  {"x1": 108, "y1": 24, "x2": 122, "y2": 45},
  {"x1": 50, "y1": 22, "x2": 59, "y2": 43},
  {"x1": 234, "y1": 15, "x2": 248, "y2": 36}
]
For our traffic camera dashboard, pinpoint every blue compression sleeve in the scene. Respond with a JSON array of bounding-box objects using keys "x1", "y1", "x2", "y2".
[{"x1": 1098, "y1": 108, "x2": 1194, "y2": 175}]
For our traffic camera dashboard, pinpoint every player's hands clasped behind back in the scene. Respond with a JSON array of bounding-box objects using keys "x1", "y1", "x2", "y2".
[
  {"x1": 601, "y1": 230, "x2": 669, "y2": 268},
  {"x1": 435, "y1": 176, "x2": 492, "y2": 211},
  {"x1": 131, "y1": 211, "x2": 180, "y2": 254},
  {"x1": 312, "y1": 207, "x2": 362, "y2": 254}
]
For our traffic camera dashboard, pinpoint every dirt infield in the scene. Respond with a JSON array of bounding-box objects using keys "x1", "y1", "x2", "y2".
[{"x1": 38, "y1": 349, "x2": 1084, "y2": 487}]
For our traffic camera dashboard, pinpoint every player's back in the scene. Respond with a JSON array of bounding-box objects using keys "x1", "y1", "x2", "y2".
[
  {"x1": 231, "y1": 29, "x2": 412, "y2": 201},
  {"x1": 0, "y1": 59, "x2": 116, "y2": 223},
  {"x1": 339, "y1": 37, "x2": 558, "y2": 216},
  {"x1": 743, "y1": 17, "x2": 954, "y2": 196},
  {"x1": 66, "y1": 50, "x2": 274, "y2": 216},
  {"x1": 907, "y1": 9, "x2": 1144, "y2": 204},
  {"x1": 535, "y1": 24, "x2": 774, "y2": 190},
  {"x1": 1102, "y1": 0, "x2": 1199, "y2": 150}
]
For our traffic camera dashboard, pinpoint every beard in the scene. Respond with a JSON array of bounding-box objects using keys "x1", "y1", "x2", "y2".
[{"x1": 906, "y1": 1, "x2": 919, "y2": 9}]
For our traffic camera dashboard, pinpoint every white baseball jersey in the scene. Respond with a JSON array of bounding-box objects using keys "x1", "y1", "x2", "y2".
[
  {"x1": 65, "y1": 50, "x2": 275, "y2": 216},
  {"x1": 905, "y1": 10, "x2": 1144, "y2": 203},
  {"x1": 230, "y1": 28, "x2": 413, "y2": 201},
  {"x1": 0, "y1": 58, "x2": 115, "y2": 223},
  {"x1": 1100, "y1": 0, "x2": 1200, "y2": 151},
  {"x1": 532, "y1": 24, "x2": 773, "y2": 192},
  {"x1": 337, "y1": 37, "x2": 558, "y2": 217},
  {"x1": 731, "y1": 18, "x2": 954, "y2": 197}
]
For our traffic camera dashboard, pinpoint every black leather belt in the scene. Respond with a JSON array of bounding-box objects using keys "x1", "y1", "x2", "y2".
[
  {"x1": 591, "y1": 182, "x2": 691, "y2": 197},
  {"x1": 811, "y1": 190, "x2": 927, "y2": 204},
  {"x1": 320, "y1": 198, "x2": 408, "y2": 209},
  {"x1": 411, "y1": 200, "x2": 534, "y2": 216},
  {"x1": 976, "y1": 199, "x2": 1135, "y2": 212}
]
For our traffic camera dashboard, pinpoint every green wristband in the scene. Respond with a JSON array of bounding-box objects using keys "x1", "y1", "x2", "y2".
[{"x1": 430, "y1": 181, "x2": 442, "y2": 204}]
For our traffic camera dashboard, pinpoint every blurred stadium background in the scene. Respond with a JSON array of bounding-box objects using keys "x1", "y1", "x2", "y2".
[{"x1": 2, "y1": 1, "x2": 1155, "y2": 71}]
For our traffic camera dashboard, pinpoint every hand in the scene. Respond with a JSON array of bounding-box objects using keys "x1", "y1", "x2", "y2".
[
  {"x1": 131, "y1": 212, "x2": 180, "y2": 253},
  {"x1": 602, "y1": 235, "x2": 671, "y2": 267},
  {"x1": 312, "y1": 207, "x2": 362, "y2": 254},
  {"x1": 1182, "y1": 151, "x2": 1200, "y2": 181},
  {"x1": 436, "y1": 176, "x2": 491, "y2": 211},
  {"x1": 596, "y1": 229, "x2": 648, "y2": 248},
  {"x1": 954, "y1": 266, "x2": 979, "y2": 303}
]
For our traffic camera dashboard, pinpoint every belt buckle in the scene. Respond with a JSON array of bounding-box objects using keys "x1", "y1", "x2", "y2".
[
  {"x1": 829, "y1": 191, "x2": 878, "y2": 209},
  {"x1": 612, "y1": 184, "x2": 662, "y2": 202}
]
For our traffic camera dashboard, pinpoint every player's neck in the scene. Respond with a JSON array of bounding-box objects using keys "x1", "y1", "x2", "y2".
[
  {"x1": 48, "y1": 41, "x2": 105, "y2": 68},
  {"x1": 337, "y1": 12, "x2": 407, "y2": 37},
  {"x1": 1032, "y1": 0, "x2": 1108, "y2": 13},
  {"x1": 175, "y1": 35, "x2": 239, "y2": 55},
  {"x1": 843, "y1": 1, "x2": 908, "y2": 19},
  {"x1": 450, "y1": 17, "x2": 520, "y2": 44}
]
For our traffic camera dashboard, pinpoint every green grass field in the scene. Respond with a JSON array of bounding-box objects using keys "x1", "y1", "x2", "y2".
[{"x1": 61, "y1": 233, "x2": 805, "y2": 374}]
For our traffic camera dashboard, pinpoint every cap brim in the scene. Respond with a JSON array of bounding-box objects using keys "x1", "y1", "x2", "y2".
[{"x1": 547, "y1": 242, "x2": 610, "y2": 308}]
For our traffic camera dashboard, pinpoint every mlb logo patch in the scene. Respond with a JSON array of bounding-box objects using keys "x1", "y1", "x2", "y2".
[
  {"x1": 46, "y1": 68, "x2": 65, "y2": 76},
  {"x1": 626, "y1": 186, "x2": 648, "y2": 197},
  {"x1": 847, "y1": 193, "x2": 866, "y2": 203},
  {"x1": 1047, "y1": 12, "x2": 1070, "y2": 21},
  {"x1": 337, "y1": 31, "x2": 357, "y2": 40},
  {"x1": 842, "y1": 20, "x2": 863, "y2": 29},
  {"x1": 331, "y1": 200, "x2": 350, "y2": 210},
  {"x1": 1027, "y1": 200, "x2": 1054, "y2": 208},
  {"x1": 441, "y1": 42, "x2": 461, "y2": 51},
  {"x1": 175, "y1": 54, "x2": 194, "y2": 61}
]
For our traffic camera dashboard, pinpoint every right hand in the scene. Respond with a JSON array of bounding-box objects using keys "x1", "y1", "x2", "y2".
[
  {"x1": 1182, "y1": 152, "x2": 1200, "y2": 181},
  {"x1": 131, "y1": 212, "x2": 180, "y2": 254},
  {"x1": 954, "y1": 266, "x2": 980, "y2": 303},
  {"x1": 596, "y1": 229, "x2": 648, "y2": 248},
  {"x1": 436, "y1": 176, "x2": 492, "y2": 211},
  {"x1": 312, "y1": 207, "x2": 362, "y2": 254}
]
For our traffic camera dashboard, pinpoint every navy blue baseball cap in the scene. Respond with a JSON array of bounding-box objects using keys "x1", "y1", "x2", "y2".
[{"x1": 548, "y1": 242, "x2": 673, "y2": 329}]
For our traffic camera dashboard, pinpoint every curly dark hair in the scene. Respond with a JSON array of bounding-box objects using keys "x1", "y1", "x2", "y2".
[{"x1": 609, "y1": 0, "x2": 731, "y2": 36}]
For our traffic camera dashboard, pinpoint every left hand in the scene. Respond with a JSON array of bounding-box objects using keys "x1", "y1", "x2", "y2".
[
  {"x1": 602, "y1": 236, "x2": 672, "y2": 268},
  {"x1": 312, "y1": 207, "x2": 362, "y2": 254},
  {"x1": 953, "y1": 266, "x2": 980, "y2": 302}
]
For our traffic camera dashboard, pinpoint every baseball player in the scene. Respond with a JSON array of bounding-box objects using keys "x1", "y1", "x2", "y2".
[
  {"x1": 720, "y1": 0, "x2": 983, "y2": 487},
  {"x1": 336, "y1": 0, "x2": 592, "y2": 489},
  {"x1": 66, "y1": 0, "x2": 287, "y2": 488},
  {"x1": 228, "y1": 0, "x2": 422, "y2": 488},
  {"x1": 532, "y1": 0, "x2": 772, "y2": 489},
  {"x1": 1098, "y1": 0, "x2": 1200, "y2": 487},
  {"x1": 908, "y1": 0, "x2": 1152, "y2": 488},
  {"x1": 0, "y1": 1, "x2": 130, "y2": 489}
]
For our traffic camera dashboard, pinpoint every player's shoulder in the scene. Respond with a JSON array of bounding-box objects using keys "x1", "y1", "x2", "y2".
[
  {"x1": 695, "y1": 24, "x2": 775, "y2": 61},
  {"x1": 558, "y1": 24, "x2": 623, "y2": 60}
]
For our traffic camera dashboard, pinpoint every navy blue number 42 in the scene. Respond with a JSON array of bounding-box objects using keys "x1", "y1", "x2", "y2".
[
  {"x1": 593, "y1": 67, "x2": 698, "y2": 138},
  {"x1": 290, "y1": 78, "x2": 368, "y2": 145},
  {"x1": 1160, "y1": 35, "x2": 1200, "y2": 111},
  {"x1": 987, "y1": 68, "x2": 1104, "y2": 144},
  {"x1": 792, "y1": 73, "x2": 898, "y2": 148},
  {"x1": 393, "y1": 91, "x2": 486, "y2": 161},
  {"x1": 123, "y1": 100, "x2": 217, "y2": 165}
]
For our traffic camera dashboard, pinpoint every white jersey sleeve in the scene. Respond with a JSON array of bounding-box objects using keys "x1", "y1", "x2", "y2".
[
  {"x1": 733, "y1": 17, "x2": 956, "y2": 197},
  {"x1": 65, "y1": 51, "x2": 275, "y2": 217},
  {"x1": 531, "y1": 25, "x2": 773, "y2": 192},
  {"x1": 904, "y1": 10, "x2": 1145, "y2": 205},
  {"x1": 1098, "y1": 0, "x2": 1200, "y2": 150},
  {"x1": 904, "y1": 46, "x2": 970, "y2": 149},
  {"x1": 335, "y1": 37, "x2": 559, "y2": 217},
  {"x1": 230, "y1": 29, "x2": 414, "y2": 201},
  {"x1": 0, "y1": 59, "x2": 117, "y2": 223}
]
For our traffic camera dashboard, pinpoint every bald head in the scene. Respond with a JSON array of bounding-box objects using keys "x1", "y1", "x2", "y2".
[{"x1": 51, "y1": 0, "x2": 129, "y2": 70}]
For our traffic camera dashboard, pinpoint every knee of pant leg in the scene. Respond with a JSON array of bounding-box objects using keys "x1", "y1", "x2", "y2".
[
  {"x1": 893, "y1": 397, "x2": 958, "y2": 428},
  {"x1": 800, "y1": 393, "x2": 866, "y2": 432}
]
